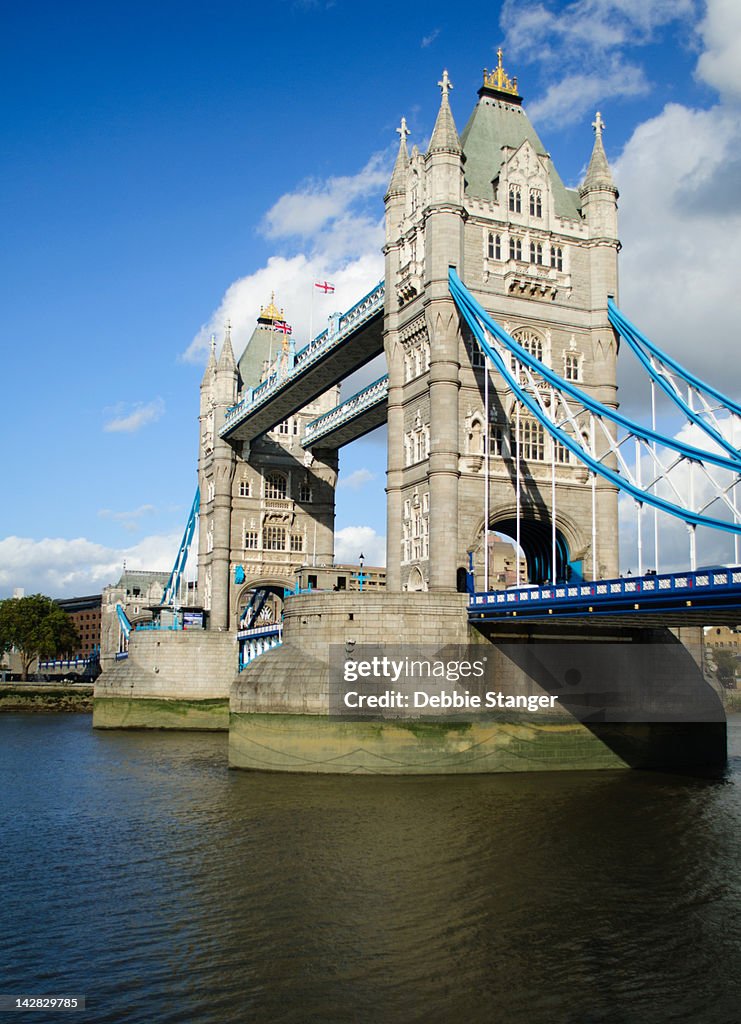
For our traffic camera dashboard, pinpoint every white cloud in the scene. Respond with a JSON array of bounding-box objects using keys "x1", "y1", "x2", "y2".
[
  {"x1": 104, "y1": 397, "x2": 165, "y2": 433},
  {"x1": 502, "y1": 0, "x2": 694, "y2": 60},
  {"x1": 614, "y1": 100, "x2": 741, "y2": 410},
  {"x1": 334, "y1": 526, "x2": 386, "y2": 567},
  {"x1": 183, "y1": 156, "x2": 390, "y2": 365},
  {"x1": 0, "y1": 533, "x2": 180, "y2": 599},
  {"x1": 527, "y1": 63, "x2": 648, "y2": 127},
  {"x1": 262, "y1": 154, "x2": 388, "y2": 241},
  {"x1": 97, "y1": 504, "x2": 157, "y2": 532},
  {"x1": 696, "y1": 0, "x2": 741, "y2": 102},
  {"x1": 421, "y1": 28, "x2": 440, "y2": 48},
  {"x1": 500, "y1": 0, "x2": 695, "y2": 124},
  {"x1": 338, "y1": 468, "x2": 376, "y2": 490}
]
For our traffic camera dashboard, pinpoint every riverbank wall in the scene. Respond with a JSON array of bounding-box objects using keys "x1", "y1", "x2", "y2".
[{"x1": 0, "y1": 685, "x2": 94, "y2": 713}]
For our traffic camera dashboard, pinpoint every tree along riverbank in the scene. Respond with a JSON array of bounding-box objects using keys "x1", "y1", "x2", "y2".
[{"x1": 0, "y1": 685, "x2": 93, "y2": 713}]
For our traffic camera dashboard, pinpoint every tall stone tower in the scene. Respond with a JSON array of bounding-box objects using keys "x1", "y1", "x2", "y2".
[
  {"x1": 384, "y1": 54, "x2": 620, "y2": 593},
  {"x1": 197, "y1": 299, "x2": 339, "y2": 628}
]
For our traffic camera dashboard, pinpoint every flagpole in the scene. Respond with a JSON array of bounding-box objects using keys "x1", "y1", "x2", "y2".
[{"x1": 309, "y1": 281, "x2": 314, "y2": 345}]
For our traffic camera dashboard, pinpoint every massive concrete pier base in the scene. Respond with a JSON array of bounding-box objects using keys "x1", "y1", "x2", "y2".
[
  {"x1": 94, "y1": 630, "x2": 235, "y2": 730},
  {"x1": 229, "y1": 593, "x2": 726, "y2": 775}
]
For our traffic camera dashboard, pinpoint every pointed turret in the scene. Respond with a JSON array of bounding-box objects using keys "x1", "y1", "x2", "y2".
[
  {"x1": 581, "y1": 112, "x2": 616, "y2": 193},
  {"x1": 201, "y1": 334, "x2": 217, "y2": 387},
  {"x1": 427, "y1": 70, "x2": 461, "y2": 156},
  {"x1": 214, "y1": 323, "x2": 237, "y2": 408},
  {"x1": 386, "y1": 117, "x2": 410, "y2": 198},
  {"x1": 217, "y1": 322, "x2": 236, "y2": 373}
]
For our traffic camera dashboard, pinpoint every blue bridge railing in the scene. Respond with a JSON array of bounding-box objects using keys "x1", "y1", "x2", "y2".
[{"x1": 470, "y1": 566, "x2": 741, "y2": 620}]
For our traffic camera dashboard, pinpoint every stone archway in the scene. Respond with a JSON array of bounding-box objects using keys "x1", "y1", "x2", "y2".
[
  {"x1": 472, "y1": 509, "x2": 585, "y2": 588},
  {"x1": 235, "y1": 579, "x2": 288, "y2": 629},
  {"x1": 407, "y1": 566, "x2": 427, "y2": 592}
]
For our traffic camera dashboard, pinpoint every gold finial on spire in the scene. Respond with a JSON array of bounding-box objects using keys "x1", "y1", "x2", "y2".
[
  {"x1": 592, "y1": 111, "x2": 606, "y2": 138},
  {"x1": 258, "y1": 290, "x2": 285, "y2": 323},
  {"x1": 482, "y1": 47, "x2": 519, "y2": 97}
]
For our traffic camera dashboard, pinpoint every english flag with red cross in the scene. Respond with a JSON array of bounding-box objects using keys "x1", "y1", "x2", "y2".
[{"x1": 314, "y1": 281, "x2": 335, "y2": 293}]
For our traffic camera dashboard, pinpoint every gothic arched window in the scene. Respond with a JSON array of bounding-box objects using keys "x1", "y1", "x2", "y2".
[
  {"x1": 517, "y1": 416, "x2": 545, "y2": 462},
  {"x1": 508, "y1": 185, "x2": 521, "y2": 213},
  {"x1": 551, "y1": 246, "x2": 564, "y2": 271},
  {"x1": 530, "y1": 190, "x2": 542, "y2": 217},
  {"x1": 511, "y1": 329, "x2": 544, "y2": 370},
  {"x1": 265, "y1": 472, "x2": 287, "y2": 499},
  {"x1": 509, "y1": 236, "x2": 522, "y2": 261}
]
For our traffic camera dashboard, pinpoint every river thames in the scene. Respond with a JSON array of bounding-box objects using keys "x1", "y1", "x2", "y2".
[{"x1": 1, "y1": 714, "x2": 740, "y2": 1023}]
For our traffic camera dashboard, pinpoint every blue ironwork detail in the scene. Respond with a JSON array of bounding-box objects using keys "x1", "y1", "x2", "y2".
[
  {"x1": 608, "y1": 299, "x2": 741, "y2": 462},
  {"x1": 237, "y1": 623, "x2": 283, "y2": 670},
  {"x1": 470, "y1": 566, "x2": 741, "y2": 621},
  {"x1": 449, "y1": 270, "x2": 741, "y2": 535},
  {"x1": 115, "y1": 603, "x2": 132, "y2": 639},
  {"x1": 161, "y1": 487, "x2": 200, "y2": 608}
]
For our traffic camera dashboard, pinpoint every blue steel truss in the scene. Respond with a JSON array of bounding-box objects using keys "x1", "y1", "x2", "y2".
[
  {"x1": 115, "y1": 603, "x2": 132, "y2": 639},
  {"x1": 449, "y1": 270, "x2": 741, "y2": 538},
  {"x1": 161, "y1": 487, "x2": 200, "y2": 608},
  {"x1": 608, "y1": 300, "x2": 741, "y2": 463}
]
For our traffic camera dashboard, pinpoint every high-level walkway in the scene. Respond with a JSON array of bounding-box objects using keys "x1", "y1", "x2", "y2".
[
  {"x1": 302, "y1": 374, "x2": 388, "y2": 450},
  {"x1": 220, "y1": 282, "x2": 384, "y2": 443}
]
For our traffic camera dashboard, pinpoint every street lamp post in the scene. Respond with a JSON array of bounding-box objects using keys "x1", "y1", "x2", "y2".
[{"x1": 353, "y1": 552, "x2": 368, "y2": 592}]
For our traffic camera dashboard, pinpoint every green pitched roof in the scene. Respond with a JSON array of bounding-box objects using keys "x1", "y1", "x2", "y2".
[
  {"x1": 460, "y1": 97, "x2": 581, "y2": 221},
  {"x1": 237, "y1": 324, "x2": 277, "y2": 390}
]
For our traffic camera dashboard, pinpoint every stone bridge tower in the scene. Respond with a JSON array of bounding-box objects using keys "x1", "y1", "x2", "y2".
[
  {"x1": 197, "y1": 301, "x2": 339, "y2": 629},
  {"x1": 383, "y1": 54, "x2": 620, "y2": 593}
]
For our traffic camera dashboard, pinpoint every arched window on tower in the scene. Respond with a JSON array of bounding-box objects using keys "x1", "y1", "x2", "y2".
[
  {"x1": 550, "y1": 246, "x2": 564, "y2": 271},
  {"x1": 516, "y1": 415, "x2": 545, "y2": 462},
  {"x1": 511, "y1": 328, "x2": 544, "y2": 371},
  {"x1": 509, "y1": 185, "x2": 521, "y2": 213},
  {"x1": 487, "y1": 233, "x2": 502, "y2": 260},
  {"x1": 564, "y1": 353, "x2": 579, "y2": 381},
  {"x1": 530, "y1": 242, "x2": 543, "y2": 265},
  {"x1": 265, "y1": 472, "x2": 287, "y2": 500},
  {"x1": 529, "y1": 189, "x2": 542, "y2": 217},
  {"x1": 509, "y1": 237, "x2": 522, "y2": 261}
]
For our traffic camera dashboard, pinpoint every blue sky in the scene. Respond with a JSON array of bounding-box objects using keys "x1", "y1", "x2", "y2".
[{"x1": 1, "y1": 0, "x2": 740, "y2": 596}]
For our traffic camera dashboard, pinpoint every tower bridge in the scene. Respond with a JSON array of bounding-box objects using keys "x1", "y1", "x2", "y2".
[{"x1": 95, "y1": 54, "x2": 740, "y2": 774}]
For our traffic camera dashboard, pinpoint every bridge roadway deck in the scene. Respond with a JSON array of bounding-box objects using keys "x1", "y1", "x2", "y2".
[
  {"x1": 469, "y1": 566, "x2": 741, "y2": 629},
  {"x1": 220, "y1": 298, "x2": 384, "y2": 444}
]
